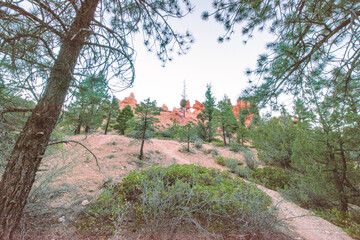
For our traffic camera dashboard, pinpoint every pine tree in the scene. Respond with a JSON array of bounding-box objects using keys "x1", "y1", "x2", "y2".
[
  {"x1": 180, "y1": 80, "x2": 188, "y2": 117},
  {"x1": 197, "y1": 84, "x2": 216, "y2": 142},
  {"x1": 66, "y1": 73, "x2": 109, "y2": 135},
  {"x1": 177, "y1": 122, "x2": 197, "y2": 152},
  {"x1": 114, "y1": 105, "x2": 134, "y2": 135},
  {"x1": 128, "y1": 99, "x2": 159, "y2": 160},
  {"x1": 215, "y1": 95, "x2": 237, "y2": 146},
  {"x1": 103, "y1": 97, "x2": 120, "y2": 135},
  {"x1": 0, "y1": 1, "x2": 193, "y2": 237}
]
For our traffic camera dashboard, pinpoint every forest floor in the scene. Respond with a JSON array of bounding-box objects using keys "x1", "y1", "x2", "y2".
[{"x1": 19, "y1": 133, "x2": 353, "y2": 240}]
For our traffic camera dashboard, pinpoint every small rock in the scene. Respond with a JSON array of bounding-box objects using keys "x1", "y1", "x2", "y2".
[
  {"x1": 112, "y1": 150, "x2": 116, "y2": 153},
  {"x1": 81, "y1": 199, "x2": 90, "y2": 206},
  {"x1": 58, "y1": 216, "x2": 66, "y2": 223}
]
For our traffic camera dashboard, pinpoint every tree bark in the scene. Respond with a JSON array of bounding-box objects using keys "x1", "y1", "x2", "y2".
[
  {"x1": 0, "y1": 1, "x2": 99, "y2": 238},
  {"x1": 222, "y1": 125, "x2": 226, "y2": 146},
  {"x1": 104, "y1": 111, "x2": 112, "y2": 135}
]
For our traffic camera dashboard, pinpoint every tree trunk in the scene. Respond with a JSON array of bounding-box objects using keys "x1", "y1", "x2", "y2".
[
  {"x1": 222, "y1": 125, "x2": 226, "y2": 146},
  {"x1": 187, "y1": 136, "x2": 190, "y2": 152},
  {"x1": 0, "y1": 1, "x2": 99, "y2": 238},
  {"x1": 85, "y1": 125, "x2": 90, "y2": 133},
  {"x1": 104, "y1": 111, "x2": 112, "y2": 135},
  {"x1": 74, "y1": 121, "x2": 81, "y2": 135},
  {"x1": 139, "y1": 120, "x2": 148, "y2": 160}
]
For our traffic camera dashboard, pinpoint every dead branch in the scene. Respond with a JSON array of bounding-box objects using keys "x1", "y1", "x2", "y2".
[{"x1": 48, "y1": 140, "x2": 100, "y2": 170}]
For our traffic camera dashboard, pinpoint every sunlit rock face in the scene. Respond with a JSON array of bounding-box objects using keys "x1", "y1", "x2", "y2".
[
  {"x1": 118, "y1": 92, "x2": 137, "y2": 110},
  {"x1": 116, "y1": 95, "x2": 253, "y2": 128}
]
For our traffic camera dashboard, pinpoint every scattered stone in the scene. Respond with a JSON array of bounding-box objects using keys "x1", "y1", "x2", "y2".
[
  {"x1": 58, "y1": 216, "x2": 66, "y2": 223},
  {"x1": 81, "y1": 199, "x2": 90, "y2": 206}
]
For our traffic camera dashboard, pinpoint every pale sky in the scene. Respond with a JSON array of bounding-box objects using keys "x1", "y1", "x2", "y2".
[{"x1": 114, "y1": 1, "x2": 275, "y2": 110}]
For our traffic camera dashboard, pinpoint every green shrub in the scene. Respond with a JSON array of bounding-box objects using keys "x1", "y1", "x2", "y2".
[
  {"x1": 194, "y1": 140, "x2": 203, "y2": 149},
  {"x1": 244, "y1": 150, "x2": 257, "y2": 170},
  {"x1": 230, "y1": 142, "x2": 248, "y2": 152},
  {"x1": 77, "y1": 164, "x2": 281, "y2": 239},
  {"x1": 154, "y1": 130, "x2": 172, "y2": 139},
  {"x1": 249, "y1": 167, "x2": 291, "y2": 190},
  {"x1": 225, "y1": 158, "x2": 242, "y2": 172},
  {"x1": 212, "y1": 141, "x2": 225, "y2": 147},
  {"x1": 214, "y1": 155, "x2": 226, "y2": 166},
  {"x1": 202, "y1": 148, "x2": 218, "y2": 157}
]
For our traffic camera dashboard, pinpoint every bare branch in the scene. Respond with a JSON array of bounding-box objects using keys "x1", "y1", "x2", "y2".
[{"x1": 48, "y1": 140, "x2": 100, "y2": 170}]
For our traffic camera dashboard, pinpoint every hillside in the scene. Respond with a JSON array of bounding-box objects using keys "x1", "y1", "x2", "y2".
[{"x1": 18, "y1": 134, "x2": 353, "y2": 240}]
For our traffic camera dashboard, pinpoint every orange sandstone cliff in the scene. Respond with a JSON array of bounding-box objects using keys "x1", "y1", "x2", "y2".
[{"x1": 116, "y1": 93, "x2": 252, "y2": 128}]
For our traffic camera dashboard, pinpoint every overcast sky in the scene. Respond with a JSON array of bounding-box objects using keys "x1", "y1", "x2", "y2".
[{"x1": 114, "y1": 1, "x2": 275, "y2": 110}]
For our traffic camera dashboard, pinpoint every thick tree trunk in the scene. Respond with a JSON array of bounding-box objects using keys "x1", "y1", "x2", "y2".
[
  {"x1": 0, "y1": 1, "x2": 99, "y2": 238},
  {"x1": 74, "y1": 121, "x2": 81, "y2": 135},
  {"x1": 85, "y1": 125, "x2": 90, "y2": 133}
]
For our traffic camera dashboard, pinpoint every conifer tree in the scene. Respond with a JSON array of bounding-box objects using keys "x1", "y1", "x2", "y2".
[
  {"x1": 103, "y1": 97, "x2": 120, "y2": 135},
  {"x1": 114, "y1": 105, "x2": 134, "y2": 135},
  {"x1": 66, "y1": 73, "x2": 109, "y2": 135},
  {"x1": 215, "y1": 95, "x2": 237, "y2": 146},
  {"x1": 177, "y1": 122, "x2": 197, "y2": 152},
  {"x1": 180, "y1": 80, "x2": 188, "y2": 117},
  {"x1": 128, "y1": 99, "x2": 159, "y2": 160},
  {"x1": 197, "y1": 84, "x2": 216, "y2": 142},
  {"x1": 0, "y1": 1, "x2": 193, "y2": 237}
]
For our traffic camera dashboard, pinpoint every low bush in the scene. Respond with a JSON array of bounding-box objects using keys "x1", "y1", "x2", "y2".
[
  {"x1": 214, "y1": 155, "x2": 226, "y2": 166},
  {"x1": 194, "y1": 140, "x2": 203, "y2": 149},
  {"x1": 215, "y1": 156, "x2": 243, "y2": 173},
  {"x1": 77, "y1": 164, "x2": 282, "y2": 239},
  {"x1": 154, "y1": 130, "x2": 172, "y2": 139},
  {"x1": 243, "y1": 150, "x2": 257, "y2": 170},
  {"x1": 212, "y1": 141, "x2": 225, "y2": 147},
  {"x1": 248, "y1": 167, "x2": 291, "y2": 190},
  {"x1": 202, "y1": 148, "x2": 219, "y2": 157},
  {"x1": 229, "y1": 142, "x2": 251, "y2": 152}
]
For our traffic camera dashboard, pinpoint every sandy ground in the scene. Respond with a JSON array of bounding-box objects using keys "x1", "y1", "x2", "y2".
[{"x1": 20, "y1": 133, "x2": 353, "y2": 240}]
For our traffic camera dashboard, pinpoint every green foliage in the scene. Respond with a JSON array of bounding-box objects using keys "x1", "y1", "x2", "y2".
[
  {"x1": 229, "y1": 142, "x2": 248, "y2": 152},
  {"x1": 197, "y1": 84, "x2": 216, "y2": 142},
  {"x1": 114, "y1": 105, "x2": 134, "y2": 135},
  {"x1": 251, "y1": 115, "x2": 298, "y2": 169},
  {"x1": 248, "y1": 167, "x2": 291, "y2": 190},
  {"x1": 102, "y1": 97, "x2": 121, "y2": 134},
  {"x1": 127, "y1": 98, "x2": 159, "y2": 160},
  {"x1": 212, "y1": 141, "x2": 225, "y2": 147},
  {"x1": 202, "y1": 148, "x2": 219, "y2": 157},
  {"x1": 215, "y1": 156, "x2": 243, "y2": 172},
  {"x1": 243, "y1": 150, "x2": 256, "y2": 170},
  {"x1": 77, "y1": 164, "x2": 278, "y2": 238},
  {"x1": 194, "y1": 140, "x2": 203, "y2": 149},
  {"x1": 0, "y1": 89, "x2": 35, "y2": 166},
  {"x1": 215, "y1": 95, "x2": 237, "y2": 146},
  {"x1": 176, "y1": 122, "x2": 197, "y2": 152},
  {"x1": 214, "y1": 155, "x2": 226, "y2": 166},
  {"x1": 64, "y1": 73, "x2": 110, "y2": 134}
]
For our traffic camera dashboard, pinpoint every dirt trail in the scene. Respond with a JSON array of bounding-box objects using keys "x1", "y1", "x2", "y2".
[
  {"x1": 32, "y1": 134, "x2": 353, "y2": 240},
  {"x1": 257, "y1": 186, "x2": 353, "y2": 240}
]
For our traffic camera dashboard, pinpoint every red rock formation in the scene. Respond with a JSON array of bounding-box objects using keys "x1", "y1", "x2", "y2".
[
  {"x1": 115, "y1": 95, "x2": 253, "y2": 129},
  {"x1": 192, "y1": 100, "x2": 204, "y2": 112},
  {"x1": 118, "y1": 92, "x2": 137, "y2": 110},
  {"x1": 185, "y1": 100, "x2": 191, "y2": 110},
  {"x1": 232, "y1": 100, "x2": 250, "y2": 117},
  {"x1": 161, "y1": 104, "x2": 169, "y2": 112}
]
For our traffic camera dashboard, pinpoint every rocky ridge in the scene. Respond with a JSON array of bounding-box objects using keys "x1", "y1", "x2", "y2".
[{"x1": 117, "y1": 93, "x2": 253, "y2": 127}]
